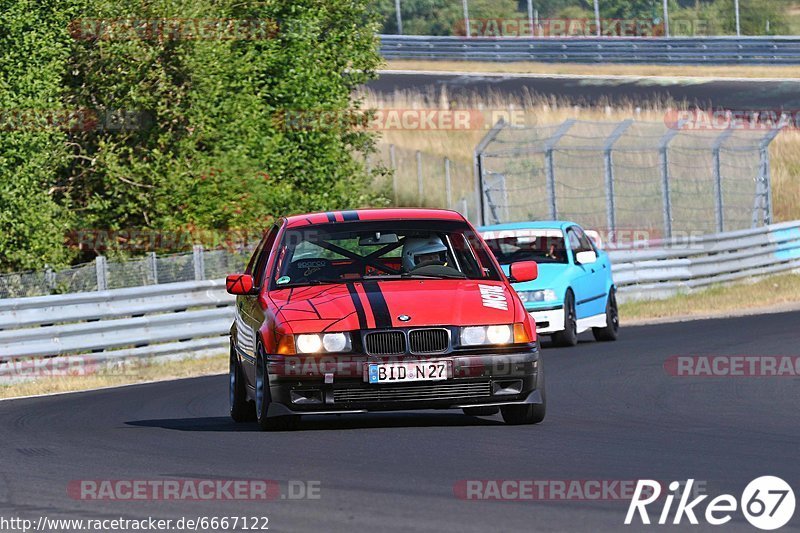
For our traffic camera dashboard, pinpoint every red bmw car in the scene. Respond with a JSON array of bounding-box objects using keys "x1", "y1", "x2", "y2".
[{"x1": 226, "y1": 208, "x2": 545, "y2": 430}]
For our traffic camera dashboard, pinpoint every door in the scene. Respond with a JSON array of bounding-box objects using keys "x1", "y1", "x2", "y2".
[
  {"x1": 566, "y1": 226, "x2": 607, "y2": 320},
  {"x1": 237, "y1": 224, "x2": 279, "y2": 389}
]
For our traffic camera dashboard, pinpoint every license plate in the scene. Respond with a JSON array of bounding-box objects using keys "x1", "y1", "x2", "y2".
[{"x1": 367, "y1": 361, "x2": 451, "y2": 384}]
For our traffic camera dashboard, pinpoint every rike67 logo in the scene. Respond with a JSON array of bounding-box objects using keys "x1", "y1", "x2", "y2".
[{"x1": 626, "y1": 477, "x2": 795, "y2": 530}]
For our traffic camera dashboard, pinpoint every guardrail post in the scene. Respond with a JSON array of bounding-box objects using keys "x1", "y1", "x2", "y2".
[
  {"x1": 603, "y1": 120, "x2": 633, "y2": 234},
  {"x1": 149, "y1": 251, "x2": 159, "y2": 284},
  {"x1": 712, "y1": 128, "x2": 734, "y2": 233},
  {"x1": 659, "y1": 129, "x2": 679, "y2": 239},
  {"x1": 95, "y1": 256, "x2": 108, "y2": 291},
  {"x1": 543, "y1": 119, "x2": 576, "y2": 220},
  {"x1": 473, "y1": 118, "x2": 507, "y2": 225},
  {"x1": 415, "y1": 150, "x2": 423, "y2": 204},
  {"x1": 193, "y1": 245, "x2": 205, "y2": 281},
  {"x1": 444, "y1": 157, "x2": 452, "y2": 209},
  {"x1": 389, "y1": 144, "x2": 398, "y2": 205}
]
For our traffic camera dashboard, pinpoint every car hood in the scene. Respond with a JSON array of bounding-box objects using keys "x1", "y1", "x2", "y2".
[
  {"x1": 501, "y1": 263, "x2": 572, "y2": 295},
  {"x1": 269, "y1": 279, "x2": 519, "y2": 333}
]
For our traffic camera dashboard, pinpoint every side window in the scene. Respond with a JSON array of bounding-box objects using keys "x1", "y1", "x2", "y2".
[
  {"x1": 567, "y1": 228, "x2": 581, "y2": 253},
  {"x1": 253, "y1": 224, "x2": 280, "y2": 287},
  {"x1": 245, "y1": 240, "x2": 265, "y2": 275},
  {"x1": 572, "y1": 227, "x2": 594, "y2": 253}
]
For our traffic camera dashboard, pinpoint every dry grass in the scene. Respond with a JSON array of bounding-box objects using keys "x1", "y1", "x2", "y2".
[
  {"x1": 620, "y1": 271, "x2": 800, "y2": 321},
  {"x1": 384, "y1": 60, "x2": 800, "y2": 80},
  {"x1": 363, "y1": 90, "x2": 800, "y2": 222},
  {"x1": 0, "y1": 353, "x2": 226, "y2": 400}
]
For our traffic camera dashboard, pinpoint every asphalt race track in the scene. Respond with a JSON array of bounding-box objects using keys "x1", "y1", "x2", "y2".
[
  {"x1": 368, "y1": 71, "x2": 800, "y2": 110},
  {"x1": 1, "y1": 311, "x2": 799, "y2": 532}
]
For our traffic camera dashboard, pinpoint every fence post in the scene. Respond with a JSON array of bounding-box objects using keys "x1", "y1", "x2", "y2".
[
  {"x1": 395, "y1": 0, "x2": 403, "y2": 34},
  {"x1": 95, "y1": 256, "x2": 108, "y2": 291},
  {"x1": 658, "y1": 129, "x2": 679, "y2": 239},
  {"x1": 444, "y1": 157, "x2": 452, "y2": 209},
  {"x1": 542, "y1": 119, "x2": 576, "y2": 220},
  {"x1": 758, "y1": 126, "x2": 782, "y2": 226},
  {"x1": 603, "y1": 120, "x2": 633, "y2": 235},
  {"x1": 712, "y1": 128, "x2": 734, "y2": 233},
  {"x1": 193, "y1": 245, "x2": 205, "y2": 281},
  {"x1": 473, "y1": 118, "x2": 507, "y2": 225},
  {"x1": 44, "y1": 265, "x2": 56, "y2": 293},
  {"x1": 389, "y1": 144, "x2": 398, "y2": 205},
  {"x1": 415, "y1": 150, "x2": 423, "y2": 205},
  {"x1": 149, "y1": 251, "x2": 159, "y2": 284}
]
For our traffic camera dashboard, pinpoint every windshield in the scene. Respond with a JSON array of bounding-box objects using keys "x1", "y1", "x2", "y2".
[
  {"x1": 482, "y1": 229, "x2": 568, "y2": 265},
  {"x1": 270, "y1": 220, "x2": 502, "y2": 288}
]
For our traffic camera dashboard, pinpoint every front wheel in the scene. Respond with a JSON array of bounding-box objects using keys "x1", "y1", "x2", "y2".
[
  {"x1": 255, "y1": 345, "x2": 299, "y2": 431},
  {"x1": 230, "y1": 346, "x2": 255, "y2": 422},
  {"x1": 592, "y1": 289, "x2": 619, "y2": 342},
  {"x1": 552, "y1": 290, "x2": 578, "y2": 347}
]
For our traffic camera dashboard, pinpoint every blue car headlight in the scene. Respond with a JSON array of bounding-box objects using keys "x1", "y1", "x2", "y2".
[{"x1": 517, "y1": 289, "x2": 558, "y2": 303}]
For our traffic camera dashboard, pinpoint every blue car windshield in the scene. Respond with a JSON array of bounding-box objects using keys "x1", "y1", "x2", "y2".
[{"x1": 483, "y1": 231, "x2": 568, "y2": 265}]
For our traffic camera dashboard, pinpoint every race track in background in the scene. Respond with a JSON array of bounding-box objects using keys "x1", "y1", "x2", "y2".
[
  {"x1": 368, "y1": 70, "x2": 800, "y2": 110},
  {"x1": 1, "y1": 310, "x2": 798, "y2": 532}
]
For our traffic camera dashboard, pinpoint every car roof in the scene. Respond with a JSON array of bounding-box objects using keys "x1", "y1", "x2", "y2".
[
  {"x1": 284, "y1": 208, "x2": 466, "y2": 228},
  {"x1": 478, "y1": 220, "x2": 579, "y2": 232}
]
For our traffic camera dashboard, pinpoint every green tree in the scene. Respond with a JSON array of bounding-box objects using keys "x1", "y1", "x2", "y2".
[{"x1": 0, "y1": 0, "x2": 78, "y2": 271}]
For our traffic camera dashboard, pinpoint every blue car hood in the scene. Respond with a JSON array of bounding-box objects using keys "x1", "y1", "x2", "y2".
[{"x1": 501, "y1": 263, "x2": 572, "y2": 295}]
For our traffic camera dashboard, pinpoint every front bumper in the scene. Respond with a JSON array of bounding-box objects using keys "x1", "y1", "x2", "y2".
[
  {"x1": 264, "y1": 348, "x2": 542, "y2": 417},
  {"x1": 527, "y1": 305, "x2": 565, "y2": 334}
]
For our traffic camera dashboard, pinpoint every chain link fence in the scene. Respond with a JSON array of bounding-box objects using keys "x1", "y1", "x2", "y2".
[
  {"x1": 476, "y1": 119, "x2": 779, "y2": 238},
  {"x1": 368, "y1": 143, "x2": 478, "y2": 221},
  {"x1": 0, "y1": 247, "x2": 252, "y2": 299},
  {"x1": 1, "y1": 119, "x2": 781, "y2": 298}
]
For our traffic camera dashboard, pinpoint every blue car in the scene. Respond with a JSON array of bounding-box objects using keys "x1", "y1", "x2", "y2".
[{"x1": 479, "y1": 221, "x2": 618, "y2": 346}]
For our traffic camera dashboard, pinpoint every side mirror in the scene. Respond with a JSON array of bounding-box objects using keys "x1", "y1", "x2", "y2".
[
  {"x1": 575, "y1": 250, "x2": 597, "y2": 265},
  {"x1": 509, "y1": 261, "x2": 538, "y2": 283},
  {"x1": 226, "y1": 274, "x2": 257, "y2": 295}
]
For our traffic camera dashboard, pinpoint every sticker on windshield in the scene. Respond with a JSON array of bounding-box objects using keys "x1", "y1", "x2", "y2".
[
  {"x1": 276, "y1": 276, "x2": 291, "y2": 285},
  {"x1": 479, "y1": 284, "x2": 508, "y2": 311}
]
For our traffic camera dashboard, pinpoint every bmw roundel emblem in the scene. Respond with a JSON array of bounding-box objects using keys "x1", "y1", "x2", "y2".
[{"x1": 398, "y1": 314, "x2": 411, "y2": 322}]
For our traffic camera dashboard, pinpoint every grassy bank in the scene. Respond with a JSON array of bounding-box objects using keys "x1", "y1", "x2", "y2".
[
  {"x1": 384, "y1": 60, "x2": 800, "y2": 79},
  {"x1": 0, "y1": 354, "x2": 226, "y2": 400},
  {"x1": 620, "y1": 271, "x2": 800, "y2": 322}
]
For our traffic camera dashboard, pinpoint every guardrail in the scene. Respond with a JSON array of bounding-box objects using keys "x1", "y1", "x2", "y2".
[
  {"x1": 380, "y1": 35, "x2": 800, "y2": 64},
  {"x1": 609, "y1": 221, "x2": 800, "y2": 301},
  {"x1": 0, "y1": 221, "x2": 798, "y2": 369},
  {"x1": 0, "y1": 280, "x2": 234, "y2": 369}
]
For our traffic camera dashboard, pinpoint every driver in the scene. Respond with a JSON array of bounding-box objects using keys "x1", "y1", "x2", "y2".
[{"x1": 402, "y1": 236, "x2": 448, "y2": 272}]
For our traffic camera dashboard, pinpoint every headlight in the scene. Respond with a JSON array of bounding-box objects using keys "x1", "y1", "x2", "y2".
[
  {"x1": 295, "y1": 333, "x2": 352, "y2": 354},
  {"x1": 460, "y1": 325, "x2": 513, "y2": 346},
  {"x1": 518, "y1": 289, "x2": 557, "y2": 303}
]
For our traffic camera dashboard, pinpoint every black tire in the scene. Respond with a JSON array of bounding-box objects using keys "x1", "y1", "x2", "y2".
[
  {"x1": 592, "y1": 289, "x2": 619, "y2": 342},
  {"x1": 230, "y1": 346, "x2": 256, "y2": 422},
  {"x1": 501, "y1": 361, "x2": 546, "y2": 425},
  {"x1": 552, "y1": 290, "x2": 578, "y2": 347},
  {"x1": 255, "y1": 345, "x2": 299, "y2": 431}
]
